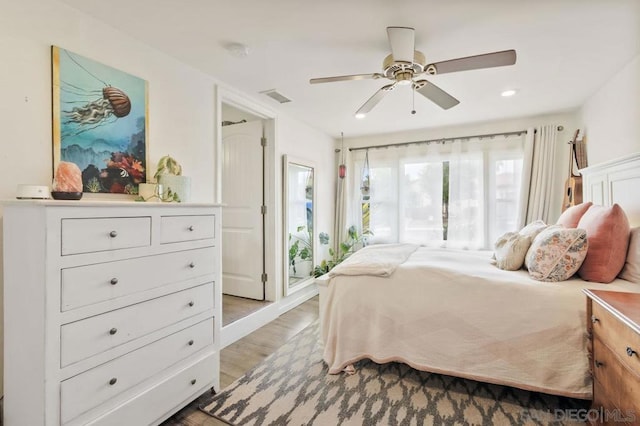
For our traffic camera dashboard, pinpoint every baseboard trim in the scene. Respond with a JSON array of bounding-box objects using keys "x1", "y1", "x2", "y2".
[{"x1": 220, "y1": 284, "x2": 318, "y2": 349}]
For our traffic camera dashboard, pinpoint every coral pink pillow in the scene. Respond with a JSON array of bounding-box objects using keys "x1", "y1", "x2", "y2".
[
  {"x1": 577, "y1": 204, "x2": 630, "y2": 283},
  {"x1": 556, "y1": 202, "x2": 592, "y2": 228}
]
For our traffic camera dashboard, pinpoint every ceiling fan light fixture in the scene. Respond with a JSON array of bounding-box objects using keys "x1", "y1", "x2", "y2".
[{"x1": 355, "y1": 113, "x2": 366, "y2": 119}]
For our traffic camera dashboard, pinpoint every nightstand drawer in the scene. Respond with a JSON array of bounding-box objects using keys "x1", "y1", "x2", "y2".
[
  {"x1": 62, "y1": 217, "x2": 151, "y2": 255},
  {"x1": 160, "y1": 215, "x2": 215, "y2": 244},
  {"x1": 592, "y1": 302, "x2": 640, "y2": 374},
  {"x1": 592, "y1": 337, "x2": 640, "y2": 415},
  {"x1": 61, "y1": 247, "x2": 216, "y2": 311},
  {"x1": 61, "y1": 283, "x2": 214, "y2": 366},
  {"x1": 61, "y1": 318, "x2": 214, "y2": 424}
]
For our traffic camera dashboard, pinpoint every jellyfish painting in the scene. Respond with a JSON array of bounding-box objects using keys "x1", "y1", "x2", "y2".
[{"x1": 52, "y1": 46, "x2": 148, "y2": 194}]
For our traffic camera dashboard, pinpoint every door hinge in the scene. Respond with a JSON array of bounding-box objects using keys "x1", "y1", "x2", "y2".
[
  {"x1": 261, "y1": 273, "x2": 268, "y2": 283},
  {"x1": 261, "y1": 205, "x2": 267, "y2": 215},
  {"x1": 261, "y1": 136, "x2": 267, "y2": 147}
]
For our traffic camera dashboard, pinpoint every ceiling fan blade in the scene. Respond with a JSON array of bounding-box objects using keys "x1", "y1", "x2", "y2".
[
  {"x1": 355, "y1": 83, "x2": 397, "y2": 116},
  {"x1": 426, "y1": 49, "x2": 516, "y2": 75},
  {"x1": 387, "y1": 26, "x2": 415, "y2": 63},
  {"x1": 414, "y1": 80, "x2": 460, "y2": 110},
  {"x1": 310, "y1": 73, "x2": 383, "y2": 84}
]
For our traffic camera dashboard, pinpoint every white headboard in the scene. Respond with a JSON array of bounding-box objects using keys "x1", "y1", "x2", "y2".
[{"x1": 581, "y1": 152, "x2": 640, "y2": 227}]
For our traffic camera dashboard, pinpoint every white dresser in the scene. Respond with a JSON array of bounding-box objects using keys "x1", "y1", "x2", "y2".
[{"x1": 2, "y1": 201, "x2": 222, "y2": 425}]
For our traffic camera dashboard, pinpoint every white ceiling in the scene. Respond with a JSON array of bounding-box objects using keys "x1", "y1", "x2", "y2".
[{"x1": 59, "y1": 0, "x2": 640, "y2": 138}]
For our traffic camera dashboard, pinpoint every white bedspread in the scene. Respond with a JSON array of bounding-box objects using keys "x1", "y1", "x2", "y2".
[
  {"x1": 318, "y1": 246, "x2": 640, "y2": 399},
  {"x1": 328, "y1": 243, "x2": 418, "y2": 277}
]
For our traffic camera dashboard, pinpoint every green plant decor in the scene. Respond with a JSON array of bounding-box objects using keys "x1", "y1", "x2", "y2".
[
  {"x1": 289, "y1": 226, "x2": 313, "y2": 275},
  {"x1": 312, "y1": 225, "x2": 371, "y2": 277},
  {"x1": 139, "y1": 155, "x2": 182, "y2": 202}
]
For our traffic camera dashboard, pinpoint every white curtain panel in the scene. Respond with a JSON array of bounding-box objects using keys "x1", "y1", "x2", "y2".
[
  {"x1": 521, "y1": 125, "x2": 559, "y2": 225},
  {"x1": 348, "y1": 133, "x2": 525, "y2": 249}
]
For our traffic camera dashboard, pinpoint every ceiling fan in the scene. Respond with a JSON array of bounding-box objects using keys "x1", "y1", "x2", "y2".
[{"x1": 310, "y1": 27, "x2": 517, "y2": 117}]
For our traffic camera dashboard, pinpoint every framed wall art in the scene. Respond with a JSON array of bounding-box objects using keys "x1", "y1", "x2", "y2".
[{"x1": 52, "y1": 46, "x2": 148, "y2": 194}]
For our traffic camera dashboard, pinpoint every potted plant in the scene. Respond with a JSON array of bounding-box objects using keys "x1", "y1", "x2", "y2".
[
  {"x1": 312, "y1": 226, "x2": 371, "y2": 277},
  {"x1": 153, "y1": 155, "x2": 190, "y2": 202}
]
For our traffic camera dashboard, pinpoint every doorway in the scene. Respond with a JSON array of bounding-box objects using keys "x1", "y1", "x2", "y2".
[{"x1": 220, "y1": 102, "x2": 273, "y2": 327}]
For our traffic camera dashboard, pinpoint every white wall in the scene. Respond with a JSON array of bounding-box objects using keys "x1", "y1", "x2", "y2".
[
  {"x1": 344, "y1": 111, "x2": 581, "y2": 223},
  {"x1": 580, "y1": 54, "x2": 640, "y2": 164},
  {"x1": 0, "y1": 0, "x2": 336, "y2": 395}
]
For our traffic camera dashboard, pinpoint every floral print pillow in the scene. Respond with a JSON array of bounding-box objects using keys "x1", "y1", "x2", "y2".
[{"x1": 526, "y1": 227, "x2": 588, "y2": 282}]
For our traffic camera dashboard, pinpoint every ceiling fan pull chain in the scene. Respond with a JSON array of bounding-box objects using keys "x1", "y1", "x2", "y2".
[{"x1": 411, "y1": 86, "x2": 416, "y2": 115}]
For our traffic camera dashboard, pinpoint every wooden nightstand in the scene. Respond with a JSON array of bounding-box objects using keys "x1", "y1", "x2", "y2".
[{"x1": 584, "y1": 289, "x2": 640, "y2": 425}]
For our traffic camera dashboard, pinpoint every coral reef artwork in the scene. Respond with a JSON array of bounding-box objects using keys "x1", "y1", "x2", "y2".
[{"x1": 52, "y1": 46, "x2": 148, "y2": 194}]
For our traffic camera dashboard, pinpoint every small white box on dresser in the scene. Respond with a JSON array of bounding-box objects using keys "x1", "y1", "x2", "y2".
[{"x1": 2, "y1": 201, "x2": 222, "y2": 426}]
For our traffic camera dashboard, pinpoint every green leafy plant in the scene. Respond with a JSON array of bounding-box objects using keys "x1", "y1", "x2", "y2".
[
  {"x1": 289, "y1": 226, "x2": 313, "y2": 275},
  {"x1": 154, "y1": 155, "x2": 183, "y2": 180},
  {"x1": 136, "y1": 155, "x2": 182, "y2": 202},
  {"x1": 312, "y1": 225, "x2": 371, "y2": 277}
]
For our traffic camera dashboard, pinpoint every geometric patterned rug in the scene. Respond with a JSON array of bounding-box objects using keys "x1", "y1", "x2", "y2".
[{"x1": 200, "y1": 320, "x2": 589, "y2": 425}]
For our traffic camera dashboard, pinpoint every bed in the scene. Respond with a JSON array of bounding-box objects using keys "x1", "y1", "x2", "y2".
[{"x1": 317, "y1": 152, "x2": 640, "y2": 399}]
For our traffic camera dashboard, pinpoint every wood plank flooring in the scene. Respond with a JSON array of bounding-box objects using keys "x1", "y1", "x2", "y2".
[
  {"x1": 161, "y1": 296, "x2": 319, "y2": 425},
  {"x1": 222, "y1": 294, "x2": 271, "y2": 326}
]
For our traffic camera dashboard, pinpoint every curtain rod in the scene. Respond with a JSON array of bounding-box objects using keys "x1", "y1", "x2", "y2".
[{"x1": 347, "y1": 126, "x2": 563, "y2": 152}]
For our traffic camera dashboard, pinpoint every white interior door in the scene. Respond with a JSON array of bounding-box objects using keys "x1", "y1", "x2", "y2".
[{"x1": 222, "y1": 120, "x2": 264, "y2": 300}]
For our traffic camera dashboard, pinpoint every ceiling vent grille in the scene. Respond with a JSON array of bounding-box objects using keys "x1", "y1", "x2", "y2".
[{"x1": 260, "y1": 89, "x2": 292, "y2": 104}]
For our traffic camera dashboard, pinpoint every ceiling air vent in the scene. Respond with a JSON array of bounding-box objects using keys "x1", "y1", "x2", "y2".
[{"x1": 260, "y1": 89, "x2": 292, "y2": 104}]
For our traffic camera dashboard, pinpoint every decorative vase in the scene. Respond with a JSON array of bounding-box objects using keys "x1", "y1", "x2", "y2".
[
  {"x1": 158, "y1": 175, "x2": 191, "y2": 202},
  {"x1": 138, "y1": 183, "x2": 163, "y2": 202}
]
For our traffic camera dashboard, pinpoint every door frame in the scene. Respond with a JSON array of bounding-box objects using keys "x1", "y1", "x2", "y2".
[{"x1": 215, "y1": 86, "x2": 277, "y2": 302}]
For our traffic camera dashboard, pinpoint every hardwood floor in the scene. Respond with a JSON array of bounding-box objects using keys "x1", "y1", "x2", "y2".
[
  {"x1": 222, "y1": 294, "x2": 272, "y2": 326},
  {"x1": 161, "y1": 296, "x2": 319, "y2": 425}
]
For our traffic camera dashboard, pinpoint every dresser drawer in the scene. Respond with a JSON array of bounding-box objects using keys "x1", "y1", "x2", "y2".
[
  {"x1": 160, "y1": 215, "x2": 215, "y2": 244},
  {"x1": 62, "y1": 217, "x2": 151, "y2": 255},
  {"x1": 592, "y1": 337, "x2": 640, "y2": 415},
  {"x1": 592, "y1": 302, "x2": 640, "y2": 374},
  {"x1": 61, "y1": 247, "x2": 216, "y2": 311},
  {"x1": 84, "y1": 352, "x2": 217, "y2": 426},
  {"x1": 61, "y1": 284, "x2": 214, "y2": 366},
  {"x1": 61, "y1": 318, "x2": 213, "y2": 424}
]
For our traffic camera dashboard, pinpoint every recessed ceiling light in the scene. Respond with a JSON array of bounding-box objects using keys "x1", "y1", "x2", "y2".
[
  {"x1": 224, "y1": 42, "x2": 250, "y2": 58},
  {"x1": 501, "y1": 89, "x2": 517, "y2": 97},
  {"x1": 355, "y1": 113, "x2": 366, "y2": 119}
]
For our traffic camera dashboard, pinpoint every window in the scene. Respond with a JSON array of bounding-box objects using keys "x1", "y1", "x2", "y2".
[{"x1": 352, "y1": 135, "x2": 525, "y2": 249}]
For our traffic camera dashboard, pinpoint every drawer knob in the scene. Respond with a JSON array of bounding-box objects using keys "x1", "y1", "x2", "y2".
[
  {"x1": 191, "y1": 379, "x2": 197, "y2": 385},
  {"x1": 188, "y1": 339, "x2": 194, "y2": 346},
  {"x1": 627, "y1": 347, "x2": 637, "y2": 357},
  {"x1": 109, "y1": 230, "x2": 118, "y2": 238},
  {"x1": 188, "y1": 225, "x2": 195, "y2": 231},
  {"x1": 189, "y1": 262, "x2": 196, "y2": 269},
  {"x1": 109, "y1": 327, "x2": 118, "y2": 335},
  {"x1": 188, "y1": 301, "x2": 195, "y2": 307},
  {"x1": 594, "y1": 360, "x2": 604, "y2": 368},
  {"x1": 109, "y1": 377, "x2": 117, "y2": 386},
  {"x1": 591, "y1": 315, "x2": 599, "y2": 324},
  {"x1": 110, "y1": 277, "x2": 119, "y2": 285}
]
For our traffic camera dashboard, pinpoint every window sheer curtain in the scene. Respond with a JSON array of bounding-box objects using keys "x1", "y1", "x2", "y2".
[
  {"x1": 518, "y1": 125, "x2": 559, "y2": 226},
  {"x1": 349, "y1": 133, "x2": 526, "y2": 249}
]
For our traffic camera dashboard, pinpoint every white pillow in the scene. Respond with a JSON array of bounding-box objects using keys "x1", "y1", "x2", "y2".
[
  {"x1": 619, "y1": 227, "x2": 640, "y2": 283},
  {"x1": 523, "y1": 224, "x2": 562, "y2": 269},
  {"x1": 494, "y1": 232, "x2": 532, "y2": 271},
  {"x1": 518, "y1": 219, "x2": 548, "y2": 240},
  {"x1": 526, "y1": 227, "x2": 588, "y2": 282}
]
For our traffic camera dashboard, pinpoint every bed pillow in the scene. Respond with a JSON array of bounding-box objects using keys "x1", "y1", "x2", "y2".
[
  {"x1": 525, "y1": 227, "x2": 588, "y2": 282},
  {"x1": 518, "y1": 219, "x2": 548, "y2": 240},
  {"x1": 577, "y1": 204, "x2": 630, "y2": 283},
  {"x1": 618, "y1": 227, "x2": 640, "y2": 283},
  {"x1": 556, "y1": 202, "x2": 593, "y2": 228},
  {"x1": 523, "y1": 224, "x2": 562, "y2": 269},
  {"x1": 494, "y1": 232, "x2": 532, "y2": 271}
]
